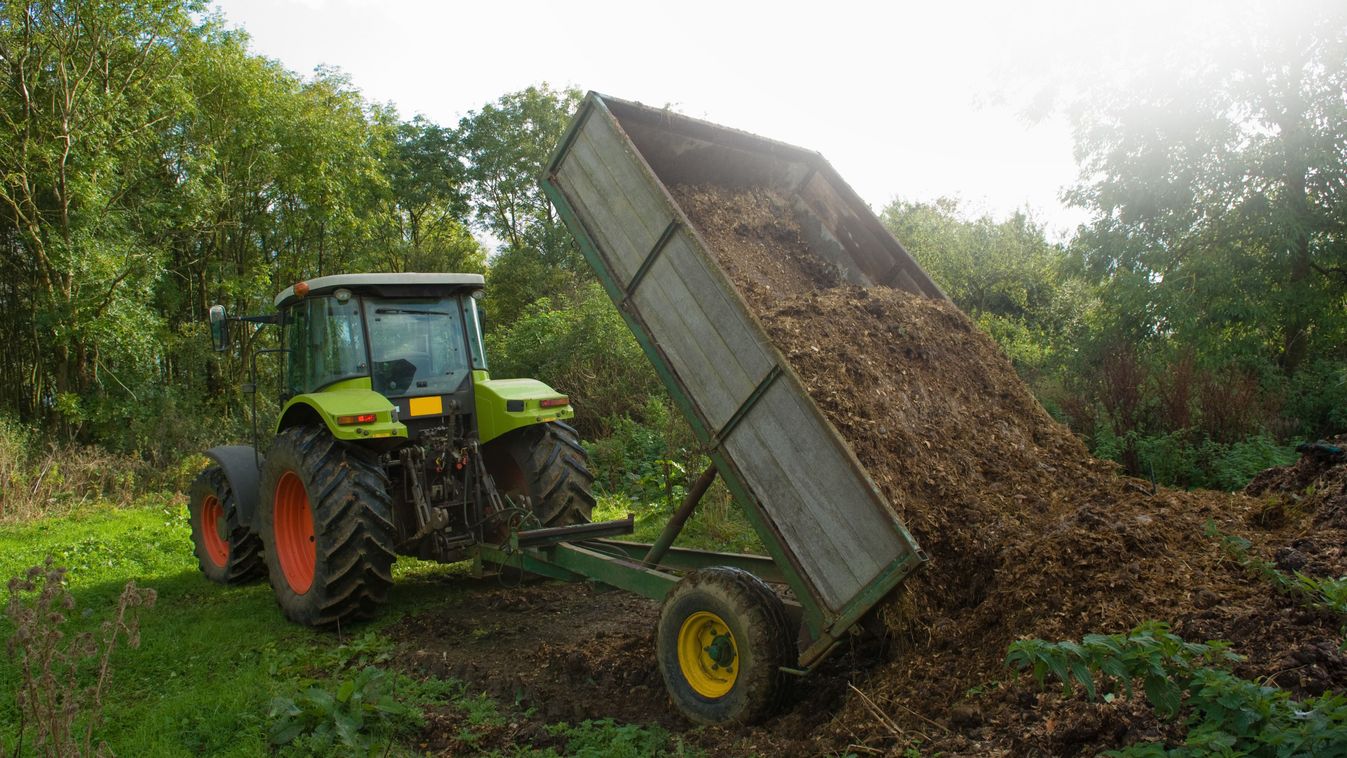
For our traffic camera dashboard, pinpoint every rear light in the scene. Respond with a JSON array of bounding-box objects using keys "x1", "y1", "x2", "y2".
[
  {"x1": 336, "y1": 413, "x2": 377, "y2": 425},
  {"x1": 539, "y1": 397, "x2": 570, "y2": 408}
]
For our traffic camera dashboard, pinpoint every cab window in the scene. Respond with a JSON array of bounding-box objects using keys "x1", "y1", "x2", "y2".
[{"x1": 285, "y1": 296, "x2": 368, "y2": 395}]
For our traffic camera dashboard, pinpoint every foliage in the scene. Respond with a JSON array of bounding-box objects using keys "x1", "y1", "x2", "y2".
[
  {"x1": 0, "y1": 415, "x2": 207, "y2": 522},
  {"x1": 0, "y1": 1, "x2": 494, "y2": 462},
  {"x1": 881, "y1": 199, "x2": 1071, "y2": 330},
  {"x1": 878, "y1": 14, "x2": 1347, "y2": 489},
  {"x1": 881, "y1": 195, "x2": 1313, "y2": 491},
  {"x1": 455, "y1": 84, "x2": 589, "y2": 327},
  {"x1": 488, "y1": 282, "x2": 662, "y2": 436},
  {"x1": 1063, "y1": 7, "x2": 1347, "y2": 377},
  {"x1": 4, "y1": 559, "x2": 156, "y2": 757},
  {"x1": 1208, "y1": 523, "x2": 1347, "y2": 618},
  {"x1": 546, "y1": 718, "x2": 696, "y2": 758},
  {"x1": 267, "y1": 665, "x2": 418, "y2": 754},
  {"x1": 1007, "y1": 621, "x2": 1347, "y2": 756},
  {"x1": 1090, "y1": 429, "x2": 1296, "y2": 491}
]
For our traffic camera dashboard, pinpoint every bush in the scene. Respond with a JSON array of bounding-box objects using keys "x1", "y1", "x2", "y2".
[
  {"x1": 585, "y1": 397, "x2": 700, "y2": 500},
  {"x1": 0, "y1": 416, "x2": 169, "y2": 522},
  {"x1": 267, "y1": 666, "x2": 418, "y2": 755},
  {"x1": 1091, "y1": 425, "x2": 1296, "y2": 492},
  {"x1": 486, "y1": 282, "x2": 663, "y2": 438},
  {"x1": 1007, "y1": 621, "x2": 1347, "y2": 756}
]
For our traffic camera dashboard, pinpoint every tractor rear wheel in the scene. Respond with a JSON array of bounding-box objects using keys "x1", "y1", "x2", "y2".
[
  {"x1": 487, "y1": 421, "x2": 595, "y2": 527},
  {"x1": 187, "y1": 466, "x2": 264, "y2": 584},
  {"x1": 259, "y1": 426, "x2": 396, "y2": 627},
  {"x1": 656, "y1": 567, "x2": 794, "y2": 725}
]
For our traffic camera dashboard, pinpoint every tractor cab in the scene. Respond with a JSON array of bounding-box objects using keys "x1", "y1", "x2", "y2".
[{"x1": 271, "y1": 273, "x2": 488, "y2": 442}]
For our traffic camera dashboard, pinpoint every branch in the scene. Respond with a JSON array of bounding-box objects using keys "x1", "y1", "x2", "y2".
[{"x1": 1311, "y1": 262, "x2": 1347, "y2": 287}]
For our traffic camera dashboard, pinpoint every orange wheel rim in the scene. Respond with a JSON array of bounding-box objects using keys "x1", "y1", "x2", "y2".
[
  {"x1": 274, "y1": 471, "x2": 316, "y2": 594},
  {"x1": 199, "y1": 494, "x2": 229, "y2": 568}
]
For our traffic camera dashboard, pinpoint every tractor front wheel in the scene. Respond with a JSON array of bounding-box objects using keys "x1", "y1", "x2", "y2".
[
  {"x1": 259, "y1": 426, "x2": 396, "y2": 627},
  {"x1": 188, "y1": 466, "x2": 264, "y2": 584},
  {"x1": 656, "y1": 567, "x2": 794, "y2": 725}
]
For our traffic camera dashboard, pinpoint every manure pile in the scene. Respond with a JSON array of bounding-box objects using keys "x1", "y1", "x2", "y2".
[{"x1": 671, "y1": 184, "x2": 1347, "y2": 756}]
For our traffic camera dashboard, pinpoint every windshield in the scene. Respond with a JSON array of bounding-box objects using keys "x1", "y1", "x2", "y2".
[{"x1": 365, "y1": 296, "x2": 471, "y2": 397}]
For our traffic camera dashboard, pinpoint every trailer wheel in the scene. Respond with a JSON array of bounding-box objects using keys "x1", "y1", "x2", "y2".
[
  {"x1": 485, "y1": 421, "x2": 595, "y2": 527},
  {"x1": 259, "y1": 426, "x2": 396, "y2": 627},
  {"x1": 188, "y1": 466, "x2": 265, "y2": 584},
  {"x1": 656, "y1": 567, "x2": 793, "y2": 725}
]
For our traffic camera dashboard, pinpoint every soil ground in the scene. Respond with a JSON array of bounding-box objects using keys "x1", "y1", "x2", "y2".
[{"x1": 387, "y1": 576, "x2": 889, "y2": 756}]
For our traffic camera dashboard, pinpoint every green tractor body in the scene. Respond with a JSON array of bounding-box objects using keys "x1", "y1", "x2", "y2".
[
  {"x1": 193, "y1": 273, "x2": 595, "y2": 626},
  {"x1": 268, "y1": 273, "x2": 570, "y2": 445}
]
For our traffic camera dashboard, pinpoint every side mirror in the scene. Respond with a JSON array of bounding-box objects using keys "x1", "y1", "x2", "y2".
[{"x1": 208, "y1": 305, "x2": 229, "y2": 352}]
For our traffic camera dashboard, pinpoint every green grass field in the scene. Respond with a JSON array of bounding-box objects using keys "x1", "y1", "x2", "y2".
[{"x1": 0, "y1": 495, "x2": 700, "y2": 757}]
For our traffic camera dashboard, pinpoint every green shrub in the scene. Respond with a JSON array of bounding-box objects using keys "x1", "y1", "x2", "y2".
[
  {"x1": 487, "y1": 282, "x2": 663, "y2": 437},
  {"x1": 1091, "y1": 426, "x2": 1296, "y2": 492},
  {"x1": 267, "y1": 666, "x2": 417, "y2": 755},
  {"x1": 1209, "y1": 524, "x2": 1347, "y2": 618},
  {"x1": 1196, "y1": 435, "x2": 1297, "y2": 492},
  {"x1": 1007, "y1": 621, "x2": 1347, "y2": 756}
]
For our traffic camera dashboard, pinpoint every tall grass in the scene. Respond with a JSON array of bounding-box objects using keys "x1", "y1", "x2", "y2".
[{"x1": 0, "y1": 417, "x2": 203, "y2": 523}]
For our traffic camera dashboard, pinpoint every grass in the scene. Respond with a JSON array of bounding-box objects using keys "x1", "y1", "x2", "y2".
[
  {"x1": 592, "y1": 491, "x2": 766, "y2": 556},
  {"x1": 0, "y1": 495, "x2": 699, "y2": 756}
]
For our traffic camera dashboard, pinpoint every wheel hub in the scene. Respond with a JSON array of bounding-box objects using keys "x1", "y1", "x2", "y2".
[
  {"x1": 705, "y1": 632, "x2": 735, "y2": 669},
  {"x1": 677, "y1": 611, "x2": 739, "y2": 698}
]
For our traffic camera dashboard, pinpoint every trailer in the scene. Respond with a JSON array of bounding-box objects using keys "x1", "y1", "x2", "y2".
[{"x1": 476, "y1": 92, "x2": 947, "y2": 723}]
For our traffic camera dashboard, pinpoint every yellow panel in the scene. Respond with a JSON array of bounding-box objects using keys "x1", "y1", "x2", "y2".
[{"x1": 408, "y1": 396, "x2": 443, "y2": 417}]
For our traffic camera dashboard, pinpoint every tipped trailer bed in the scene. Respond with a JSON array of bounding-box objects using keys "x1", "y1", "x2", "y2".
[{"x1": 514, "y1": 93, "x2": 951, "y2": 708}]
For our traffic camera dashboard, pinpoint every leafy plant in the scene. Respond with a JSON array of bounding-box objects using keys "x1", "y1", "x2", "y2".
[
  {"x1": 1007, "y1": 621, "x2": 1347, "y2": 756},
  {"x1": 267, "y1": 665, "x2": 418, "y2": 754},
  {"x1": 547, "y1": 718, "x2": 696, "y2": 758},
  {"x1": 1207, "y1": 522, "x2": 1347, "y2": 617}
]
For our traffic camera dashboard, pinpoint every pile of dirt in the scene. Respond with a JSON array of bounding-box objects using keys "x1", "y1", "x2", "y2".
[
  {"x1": 669, "y1": 184, "x2": 1347, "y2": 755},
  {"x1": 1245, "y1": 436, "x2": 1347, "y2": 530}
]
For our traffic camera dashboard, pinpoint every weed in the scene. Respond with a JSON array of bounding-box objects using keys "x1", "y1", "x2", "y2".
[
  {"x1": 547, "y1": 718, "x2": 694, "y2": 757},
  {"x1": 268, "y1": 665, "x2": 418, "y2": 755},
  {"x1": 264, "y1": 630, "x2": 396, "y2": 678},
  {"x1": 1206, "y1": 522, "x2": 1347, "y2": 617},
  {"x1": 1007, "y1": 621, "x2": 1347, "y2": 756},
  {"x1": 4, "y1": 558, "x2": 157, "y2": 756}
]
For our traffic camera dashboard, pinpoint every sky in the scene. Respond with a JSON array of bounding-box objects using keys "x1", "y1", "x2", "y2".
[{"x1": 207, "y1": 0, "x2": 1305, "y2": 241}]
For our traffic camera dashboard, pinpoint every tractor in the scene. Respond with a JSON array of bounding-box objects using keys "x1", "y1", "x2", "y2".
[{"x1": 192, "y1": 273, "x2": 596, "y2": 627}]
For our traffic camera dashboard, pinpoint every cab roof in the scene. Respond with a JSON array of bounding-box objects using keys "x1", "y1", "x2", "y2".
[{"x1": 273, "y1": 273, "x2": 485, "y2": 308}]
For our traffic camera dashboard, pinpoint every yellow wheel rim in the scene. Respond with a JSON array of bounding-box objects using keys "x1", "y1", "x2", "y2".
[{"x1": 677, "y1": 611, "x2": 739, "y2": 698}]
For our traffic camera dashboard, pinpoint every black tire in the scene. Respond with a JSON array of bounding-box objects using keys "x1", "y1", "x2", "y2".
[
  {"x1": 258, "y1": 426, "x2": 396, "y2": 627},
  {"x1": 486, "y1": 421, "x2": 595, "y2": 527},
  {"x1": 656, "y1": 567, "x2": 794, "y2": 725},
  {"x1": 187, "y1": 466, "x2": 265, "y2": 584}
]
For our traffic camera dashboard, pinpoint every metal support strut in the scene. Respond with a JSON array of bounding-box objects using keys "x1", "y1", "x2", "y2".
[{"x1": 641, "y1": 464, "x2": 718, "y2": 568}]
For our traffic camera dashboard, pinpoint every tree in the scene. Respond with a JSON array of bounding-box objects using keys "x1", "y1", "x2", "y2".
[
  {"x1": 374, "y1": 114, "x2": 484, "y2": 274},
  {"x1": 880, "y1": 198, "x2": 1092, "y2": 387},
  {"x1": 1064, "y1": 7, "x2": 1347, "y2": 376},
  {"x1": 453, "y1": 85, "x2": 587, "y2": 326},
  {"x1": 0, "y1": 0, "x2": 201, "y2": 435}
]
